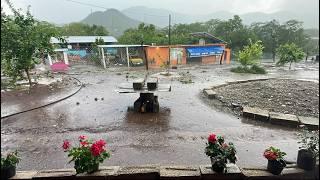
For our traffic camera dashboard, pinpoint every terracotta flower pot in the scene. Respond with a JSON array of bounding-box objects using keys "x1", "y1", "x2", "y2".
[
  {"x1": 267, "y1": 159, "x2": 286, "y2": 175},
  {"x1": 1, "y1": 166, "x2": 16, "y2": 180},
  {"x1": 297, "y1": 149, "x2": 316, "y2": 170}
]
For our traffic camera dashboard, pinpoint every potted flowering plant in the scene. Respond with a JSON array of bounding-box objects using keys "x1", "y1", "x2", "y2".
[
  {"x1": 297, "y1": 127, "x2": 319, "y2": 170},
  {"x1": 205, "y1": 133, "x2": 237, "y2": 173},
  {"x1": 1, "y1": 150, "x2": 20, "y2": 179},
  {"x1": 62, "y1": 135, "x2": 110, "y2": 174},
  {"x1": 263, "y1": 146, "x2": 286, "y2": 175}
]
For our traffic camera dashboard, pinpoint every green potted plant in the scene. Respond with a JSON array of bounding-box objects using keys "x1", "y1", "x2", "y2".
[
  {"x1": 297, "y1": 127, "x2": 319, "y2": 170},
  {"x1": 62, "y1": 135, "x2": 110, "y2": 174},
  {"x1": 263, "y1": 146, "x2": 286, "y2": 175},
  {"x1": 1, "y1": 150, "x2": 20, "y2": 179},
  {"x1": 205, "y1": 133, "x2": 237, "y2": 173}
]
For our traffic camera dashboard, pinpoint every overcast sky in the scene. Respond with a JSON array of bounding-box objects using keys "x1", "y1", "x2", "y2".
[{"x1": 1, "y1": 0, "x2": 319, "y2": 24}]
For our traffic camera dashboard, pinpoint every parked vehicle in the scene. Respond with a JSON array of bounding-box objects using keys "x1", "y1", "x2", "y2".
[{"x1": 129, "y1": 55, "x2": 144, "y2": 66}]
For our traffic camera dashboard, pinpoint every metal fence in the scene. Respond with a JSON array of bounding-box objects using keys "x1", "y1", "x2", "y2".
[
  {"x1": 66, "y1": 47, "x2": 103, "y2": 66},
  {"x1": 98, "y1": 45, "x2": 148, "y2": 71}
]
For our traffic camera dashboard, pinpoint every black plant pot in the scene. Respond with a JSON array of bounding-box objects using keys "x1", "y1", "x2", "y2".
[
  {"x1": 267, "y1": 160, "x2": 286, "y2": 175},
  {"x1": 315, "y1": 163, "x2": 319, "y2": 180},
  {"x1": 1, "y1": 166, "x2": 16, "y2": 180},
  {"x1": 297, "y1": 149, "x2": 316, "y2": 170},
  {"x1": 210, "y1": 157, "x2": 225, "y2": 173}
]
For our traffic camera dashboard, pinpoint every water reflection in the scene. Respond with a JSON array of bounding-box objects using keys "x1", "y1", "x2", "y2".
[{"x1": 123, "y1": 107, "x2": 171, "y2": 132}]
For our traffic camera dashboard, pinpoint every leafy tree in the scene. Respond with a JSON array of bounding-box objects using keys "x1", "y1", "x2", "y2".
[
  {"x1": 302, "y1": 36, "x2": 319, "y2": 60},
  {"x1": 276, "y1": 43, "x2": 305, "y2": 70},
  {"x1": 1, "y1": 1, "x2": 62, "y2": 86},
  {"x1": 251, "y1": 20, "x2": 282, "y2": 62},
  {"x1": 214, "y1": 15, "x2": 256, "y2": 51},
  {"x1": 61, "y1": 22, "x2": 109, "y2": 36},
  {"x1": 279, "y1": 20, "x2": 307, "y2": 48},
  {"x1": 118, "y1": 23, "x2": 167, "y2": 45},
  {"x1": 237, "y1": 40, "x2": 264, "y2": 67}
]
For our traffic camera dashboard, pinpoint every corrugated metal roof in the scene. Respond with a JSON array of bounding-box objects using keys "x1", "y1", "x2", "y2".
[
  {"x1": 98, "y1": 44, "x2": 149, "y2": 48},
  {"x1": 189, "y1": 32, "x2": 226, "y2": 44},
  {"x1": 50, "y1": 36, "x2": 118, "y2": 44}
]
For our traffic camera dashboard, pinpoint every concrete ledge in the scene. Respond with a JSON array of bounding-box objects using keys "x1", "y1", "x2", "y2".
[
  {"x1": 242, "y1": 166, "x2": 316, "y2": 180},
  {"x1": 226, "y1": 80, "x2": 250, "y2": 85},
  {"x1": 241, "y1": 168, "x2": 276, "y2": 180},
  {"x1": 297, "y1": 116, "x2": 319, "y2": 130},
  {"x1": 200, "y1": 164, "x2": 242, "y2": 180},
  {"x1": 11, "y1": 171, "x2": 38, "y2": 180},
  {"x1": 76, "y1": 166, "x2": 120, "y2": 180},
  {"x1": 10, "y1": 164, "x2": 317, "y2": 179},
  {"x1": 242, "y1": 107, "x2": 269, "y2": 121},
  {"x1": 32, "y1": 168, "x2": 76, "y2": 179},
  {"x1": 111, "y1": 165, "x2": 160, "y2": 180},
  {"x1": 203, "y1": 89, "x2": 217, "y2": 99},
  {"x1": 211, "y1": 83, "x2": 228, "y2": 89},
  {"x1": 269, "y1": 112, "x2": 299, "y2": 127},
  {"x1": 160, "y1": 166, "x2": 200, "y2": 180}
]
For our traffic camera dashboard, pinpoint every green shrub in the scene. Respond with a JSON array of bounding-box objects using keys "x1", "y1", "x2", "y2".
[
  {"x1": 250, "y1": 64, "x2": 267, "y2": 74},
  {"x1": 231, "y1": 65, "x2": 266, "y2": 74}
]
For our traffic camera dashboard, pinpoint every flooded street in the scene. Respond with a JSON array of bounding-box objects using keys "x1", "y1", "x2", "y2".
[{"x1": 1, "y1": 62, "x2": 319, "y2": 171}]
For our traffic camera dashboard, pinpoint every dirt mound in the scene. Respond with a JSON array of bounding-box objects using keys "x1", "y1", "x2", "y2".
[{"x1": 213, "y1": 79, "x2": 319, "y2": 117}]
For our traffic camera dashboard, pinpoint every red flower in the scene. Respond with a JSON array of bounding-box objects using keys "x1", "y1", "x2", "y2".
[
  {"x1": 79, "y1": 135, "x2": 87, "y2": 141},
  {"x1": 62, "y1": 140, "x2": 70, "y2": 151},
  {"x1": 90, "y1": 139, "x2": 106, "y2": 156},
  {"x1": 91, "y1": 143, "x2": 102, "y2": 156},
  {"x1": 80, "y1": 141, "x2": 89, "y2": 147},
  {"x1": 208, "y1": 134, "x2": 217, "y2": 144},
  {"x1": 264, "y1": 151, "x2": 278, "y2": 160},
  {"x1": 96, "y1": 139, "x2": 106, "y2": 148}
]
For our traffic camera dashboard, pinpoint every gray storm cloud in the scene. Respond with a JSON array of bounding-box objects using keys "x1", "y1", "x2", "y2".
[{"x1": 1, "y1": 0, "x2": 319, "y2": 24}]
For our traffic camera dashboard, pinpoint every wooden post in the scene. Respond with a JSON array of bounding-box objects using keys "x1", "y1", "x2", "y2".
[
  {"x1": 219, "y1": 50, "x2": 225, "y2": 65},
  {"x1": 48, "y1": 53, "x2": 53, "y2": 65},
  {"x1": 101, "y1": 47, "x2": 106, "y2": 69},
  {"x1": 126, "y1": 47, "x2": 130, "y2": 71},
  {"x1": 63, "y1": 51, "x2": 69, "y2": 65}
]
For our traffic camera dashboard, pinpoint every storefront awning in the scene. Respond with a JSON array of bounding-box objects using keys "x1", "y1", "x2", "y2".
[{"x1": 186, "y1": 46, "x2": 224, "y2": 57}]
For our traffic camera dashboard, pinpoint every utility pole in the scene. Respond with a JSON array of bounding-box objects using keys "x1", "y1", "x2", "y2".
[{"x1": 168, "y1": 14, "x2": 171, "y2": 74}]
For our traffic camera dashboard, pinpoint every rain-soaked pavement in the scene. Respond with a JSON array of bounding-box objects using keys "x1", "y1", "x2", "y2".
[{"x1": 1, "y1": 62, "x2": 319, "y2": 171}]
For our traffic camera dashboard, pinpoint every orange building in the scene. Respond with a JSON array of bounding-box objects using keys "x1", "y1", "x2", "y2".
[
  {"x1": 145, "y1": 44, "x2": 231, "y2": 69},
  {"x1": 145, "y1": 32, "x2": 231, "y2": 68}
]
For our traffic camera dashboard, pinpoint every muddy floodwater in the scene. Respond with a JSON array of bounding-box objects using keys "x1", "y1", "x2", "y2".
[{"x1": 1, "y1": 62, "x2": 319, "y2": 171}]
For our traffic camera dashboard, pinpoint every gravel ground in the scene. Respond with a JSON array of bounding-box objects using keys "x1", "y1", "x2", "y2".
[{"x1": 213, "y1": 79, "x2": 319, "y2": 117}]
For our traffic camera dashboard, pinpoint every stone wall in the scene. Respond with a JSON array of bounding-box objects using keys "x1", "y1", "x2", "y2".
[{"x1": 10, "y1": 163, "x2": 318, "y2": 180}]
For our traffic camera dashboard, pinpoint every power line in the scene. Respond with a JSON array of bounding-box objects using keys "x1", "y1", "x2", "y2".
[
  {"x1": 64, "y1": 0, "x2": 169, "y2": 18},
  {"x1": 65, "y1": 0, "x2": 107, "y2": 10},
  {"x1": 124, "y1": 10, "x2": 168, "y2": 18}
]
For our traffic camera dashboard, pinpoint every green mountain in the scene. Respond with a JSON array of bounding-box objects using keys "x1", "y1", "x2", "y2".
[
  {"x1": 81, "y1": 7, "x2": 319, "y2": 37},
  {"x1": 121, "y1": 6, "x2": 318, "y2": 29},
  {"x1": 81, "y1": 8, "x2": 141, "y2": 37}
]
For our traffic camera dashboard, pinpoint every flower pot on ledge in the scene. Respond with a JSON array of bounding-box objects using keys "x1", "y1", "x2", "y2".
[
  {"x1": 267, "y1": 159, "x2": 286, "y2": 175},
  {"x1": 1, "y1": 166, "x2": 16, "y2": 180},
  {"x1": 210, "y1": 157, "x2": 225, "y2": 173},
  {"x1": 297, "y1": 149, "x2": 316, "y2": 170},
  {"x1": 87, "y1": 163, "x2": 99, "y2": 174}
]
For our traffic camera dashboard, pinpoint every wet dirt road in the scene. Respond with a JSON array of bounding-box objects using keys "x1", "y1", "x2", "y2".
[{"x1": 1, "y1": 62, "x2": 319, "y2": 170}]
